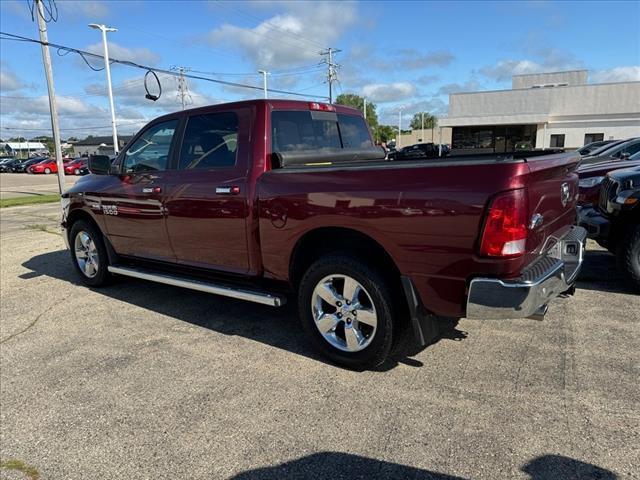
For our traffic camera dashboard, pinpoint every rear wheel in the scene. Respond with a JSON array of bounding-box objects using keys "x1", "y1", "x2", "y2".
[
  {"x1": 44, "y1": 167, "x2": 51, "y2": 174},
  {"x1": 617, "y1": 224, "x2": 640, "y2": 290},
  {"x1": 74, "y1": 168, "x2": 80, "y2": 175},
  {"x1": 69, "y1": 220, "x2": 111, "y2": 287},
  {"x1": 298, "y1": 255, "x2": 395, "y2": 369}
]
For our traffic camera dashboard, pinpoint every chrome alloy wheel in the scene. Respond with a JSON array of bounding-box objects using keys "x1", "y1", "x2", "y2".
[
  {"x1": 311, "y1": 274, "x2": 378, "y2": 352},
  {"x1": 74, "y1": 230, "x2": 99, "y2": 278}
]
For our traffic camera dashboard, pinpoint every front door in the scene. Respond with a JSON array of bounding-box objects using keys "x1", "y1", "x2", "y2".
[
  {"x1": 101, "y1": 118, "x2": 179, "y2": 262},
  {"x1": 163, "y1": 109, "x2": 250, "y2": 274}
]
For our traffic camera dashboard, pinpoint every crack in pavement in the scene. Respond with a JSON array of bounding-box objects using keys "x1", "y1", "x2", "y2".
[{"x1": 0, "y1": 294, "x2": 71, "y2": 345}]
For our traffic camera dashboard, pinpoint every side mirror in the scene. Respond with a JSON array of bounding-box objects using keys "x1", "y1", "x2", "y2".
[
  {"x1": 88, "y1": 155, "x2": 112, "y2": 175},
  {"x1": 620, "y1": 152, "x2": 630, "y2": 160}
]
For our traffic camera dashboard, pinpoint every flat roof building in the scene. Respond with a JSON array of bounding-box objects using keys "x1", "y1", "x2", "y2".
[{"x1": 439, "y1": 70, "x2": 640, "y2": 153}]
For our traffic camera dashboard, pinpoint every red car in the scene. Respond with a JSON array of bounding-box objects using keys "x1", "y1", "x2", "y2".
[
  {"x1": 27, "y1": 158, "x2": 58, "y2": 174},
  {"x1": 578, "y1": 157, "x2": 640, "y2": 205},
  {"x1": 64, "y1": 158, "x2": 88, "y2": 175},
  {"x1": 62, "y1": 99, "x2": 586, "y2": 368}
]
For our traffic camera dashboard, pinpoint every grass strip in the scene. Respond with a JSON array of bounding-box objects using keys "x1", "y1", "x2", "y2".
[{"x1": 0, "y1": 194, "x2": 60, "y2": 208}]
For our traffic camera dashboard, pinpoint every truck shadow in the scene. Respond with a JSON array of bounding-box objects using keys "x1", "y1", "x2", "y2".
[
  {"x1": 576, "y1": 249, "x2": 635, "y2": 294},
  {"x1": 228, "y1": 452, "x2": 616, "y2": 480},
  {"x1": 20, "y1": 250, "x2": 465, "y2": 371}
]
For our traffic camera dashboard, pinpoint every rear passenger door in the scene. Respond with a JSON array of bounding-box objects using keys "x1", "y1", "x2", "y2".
[{"x1": 163, "y1": 109, "x2": 251, "y2": 274}]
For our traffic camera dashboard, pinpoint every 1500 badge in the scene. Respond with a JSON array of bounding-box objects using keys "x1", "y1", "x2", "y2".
[{"x1": 102, "y1": 205, "x2": 118, "y2": 216}]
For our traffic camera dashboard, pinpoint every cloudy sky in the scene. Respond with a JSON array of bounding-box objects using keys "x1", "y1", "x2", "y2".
[{"x1": 1, "y1": 0, "x2": 638, "y2": 139}]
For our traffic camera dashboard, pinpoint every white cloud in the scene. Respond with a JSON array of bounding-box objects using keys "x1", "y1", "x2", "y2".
[
  {"x1": 437, "y1": 80, "x2": 482, "y2": 95},
  {"x1": 362, "y1": 82, "x2": 416, "y2": 103},
  {"x1": 84, "y1": 42, "x2": 160, "y2": 66},
  {"x1": 206, "y1": 1, "x2": 357, "y2": 69},
  {"x1": 591, "y1": 66, "x2": 640, "y2": 83},
  {"x1": 479, "y1": 48, "x2": 583, "y2": 82},
  {"x1": 57, "y1": 0, "x2": 109, "y2": 19},
  {"x1": 0, "y1": 64, "x2": 25, "y2": 91}
]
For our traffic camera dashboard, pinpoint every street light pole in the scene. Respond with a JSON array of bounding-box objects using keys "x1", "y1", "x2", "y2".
[
  {"x1": 89, "y1": 23, "x2": 119, "y2": 155},
  {"x1": 398, "y1": 109, "x2": 402, "y2": 148},
  {"x1": 421, "y1": 112, "x2": 424, "y2": 144},
  {"x1": 258, "y1": 70, "x2": 270, "y2": 99}
]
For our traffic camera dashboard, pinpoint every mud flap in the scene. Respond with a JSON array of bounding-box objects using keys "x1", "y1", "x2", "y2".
[{"x1": 401, "y1": 276, "x2": 442, "y2": 346}]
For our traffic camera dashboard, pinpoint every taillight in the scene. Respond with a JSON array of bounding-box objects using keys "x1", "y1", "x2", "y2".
[
  {"x1": 479, "y1": 188, "x2": 528, "y2": 257},
  {"x1": 309, "y1": 102, "x2": 336, "y2": 112}
]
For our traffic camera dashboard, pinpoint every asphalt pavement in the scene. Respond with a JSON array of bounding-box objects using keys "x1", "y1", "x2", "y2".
[{"x1": 0, "y1": 203, "x2": 638, "y2": 479}]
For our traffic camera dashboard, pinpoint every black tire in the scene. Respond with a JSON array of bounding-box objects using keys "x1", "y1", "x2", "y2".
[
  {"x1": 617, "y1": 225, "x2": 640, "y2": 290},
  {"x1": 69, "y1": 219, "x2": 112, "y2": 287},
  {"x1": 298, "y1": 254, "x2": 396, "y2": 369}
]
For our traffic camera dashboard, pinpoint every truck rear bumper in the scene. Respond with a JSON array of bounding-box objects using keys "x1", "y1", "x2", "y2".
[{"x1": 466, "y1": 226, "x2": 587, "y2": 320}]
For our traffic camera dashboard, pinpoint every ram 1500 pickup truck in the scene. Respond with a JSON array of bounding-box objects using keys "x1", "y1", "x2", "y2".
[{"x1": 62, "y1": 99, "x2": 586, "y2": 368}]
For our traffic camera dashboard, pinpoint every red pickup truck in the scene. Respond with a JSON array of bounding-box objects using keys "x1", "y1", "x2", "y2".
[{"x1": 62, "y1": 99, "x2": 586, "y2": 368}]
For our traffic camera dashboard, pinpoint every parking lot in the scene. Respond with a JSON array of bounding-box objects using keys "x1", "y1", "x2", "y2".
[
  {"x1": 0, "y1": 202, "x2": 638, "y2": 479},
  {"x1": 0, "y1": 172, "x2": 80, "y2": 200}
]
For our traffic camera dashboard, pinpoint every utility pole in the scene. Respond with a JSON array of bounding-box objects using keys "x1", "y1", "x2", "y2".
[
  {"x1": 363, "y1": 98, "x2": 367, "y2": 120},
  {"x1": 320, "y1": 47, "x2": 341, "y2": 103},
  {"x1": 174, "y1": 66, "x2": 192, "y2": 110},
  {"x1": 35, "y1": 0, "x2": 64, "y2": 195},
  {"x1": 258, "y1": 70, "x2": 270, "y2": 99},
  {"x1": 89, "y1": 23, "x2": 119, "y2": 155},
  {"x1": 421, "y1": 112, "x2": 424, "y2": 143}
]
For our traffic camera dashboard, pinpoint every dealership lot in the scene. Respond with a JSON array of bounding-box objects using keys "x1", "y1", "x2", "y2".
[
  {"x1": 0, "y1": 172, "x2": 80, "y2": 200},
  {"x1": 0, "y1": 203, "x2": 638, "y2": 479}
]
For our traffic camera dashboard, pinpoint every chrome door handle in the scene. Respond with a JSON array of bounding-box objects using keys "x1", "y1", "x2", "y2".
[
  {"x1": 216, "y1": 186, "x2": 240, "y2": 195},
  {"x1": 142, "y1": 186, "x2": 161, "y2": 194}
]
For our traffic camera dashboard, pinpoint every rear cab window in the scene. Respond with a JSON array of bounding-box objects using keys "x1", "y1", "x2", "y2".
[{"x1": 271, "y1": 110, "x2": 373, "y2": 154}]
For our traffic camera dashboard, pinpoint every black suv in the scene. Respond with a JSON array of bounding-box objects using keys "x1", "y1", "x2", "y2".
[{"x1": 579, "y1": 166, "x2": 640, "y2": 288}]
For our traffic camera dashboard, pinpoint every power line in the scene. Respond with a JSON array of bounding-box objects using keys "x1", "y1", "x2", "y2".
[{"x1": 0, "y1": 31, "x2": 330, "y2": 100}]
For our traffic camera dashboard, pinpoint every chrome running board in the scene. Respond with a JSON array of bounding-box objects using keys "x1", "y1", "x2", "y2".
[{"x1": 107, "y1": 265, "x2": 286, "y2": 307}]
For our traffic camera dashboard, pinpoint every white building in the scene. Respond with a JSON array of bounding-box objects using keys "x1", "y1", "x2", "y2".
[
  {"x1": 439, "y1": 70, "x2": 640, "y2": 153},
  {"x1": 3, "y1": 141, "x2": 48, "y2": 158}
]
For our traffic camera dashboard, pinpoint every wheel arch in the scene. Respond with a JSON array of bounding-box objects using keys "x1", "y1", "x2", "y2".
[
  {"x1": 65, "y1": 208, "x2": 118, "y2": 264},
  {"x1": 289, "y1": 226, "x2": 402, "y2": 292}
]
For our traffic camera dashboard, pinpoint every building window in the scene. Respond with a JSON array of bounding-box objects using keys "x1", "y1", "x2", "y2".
[
  {"x1": 550, "y1": 134, "x2": 565, "y2": 148},
  {"x1": 584, "y1": 133, "x2": 604, "y2": 145}
]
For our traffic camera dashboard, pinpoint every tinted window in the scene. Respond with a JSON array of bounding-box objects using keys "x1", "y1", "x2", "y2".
[
  {"x1": 337, "y1": 114, "x2": 374, "y2": 149},
  {"x1": 614, "y1": 140, "x2": 640, "y2": 157},
  {"x1": 272, "y1": 111, "x2": 340, "y2": 152},
  {"x1": 550, "y1": 134, "x2": 565, "y2": 148},
  {"x1": 271, "y1": 110, "x2": 372, "y2": 152},
  {"x1": 123, "y1": 119, "x2": 177, "y2": 173},
  {"x1": 179, "y1": 112, "x2": 239, "y2": 170}
]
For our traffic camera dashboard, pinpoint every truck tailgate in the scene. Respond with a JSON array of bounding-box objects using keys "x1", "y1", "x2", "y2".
[{"x1": 524, "y1": 152, "x2": 580, "y2": 259}]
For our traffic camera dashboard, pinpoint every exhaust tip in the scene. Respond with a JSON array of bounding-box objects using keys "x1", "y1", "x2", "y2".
[{"x1": 528, "y1": 304, "x2": 548, "y2": 321}]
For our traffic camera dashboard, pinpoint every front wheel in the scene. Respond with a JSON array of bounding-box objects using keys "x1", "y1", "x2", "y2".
[
  {"x1": 74, "y1": 168, "x2": 80, "y2": 175},
  {"x1": 617, "y1": 225, "x2": 640, "y2": 290},
  {"x1": 298, "y1": 255, "x2": 396, "y2": 369},
  {"x1": 69, "y1": 220, "x2": 111, "y2": 287},
  {"x1": 44, "y1": 167, "x2": 51, "y2": 174}
]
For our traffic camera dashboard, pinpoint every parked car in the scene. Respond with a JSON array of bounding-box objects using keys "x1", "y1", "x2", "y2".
[
  {"x1": 579, "y1": 166, "x2": 640, "y2": 289},
  {"x1": 578, "y1": 140, "x2": 617, "y2": 156},
  {"x1": 27, "y1": 158, "x2": 58, "y2": 174},
  {"x1": 388, "y1": 142, "x2": 444, "y2": 161},
  {"x1": 0, "y1": 157, "x2": 19, "y2": 172},
  {"x1": 12, "y1": 156, "x2": 48, "y2": 173},
  {"x1": 64, "y1": 158, "x2": 88, "y2": 175},
  {"x1": 578, "y1": 154, "x2": 640, "y2": 205},
  {"x1": 62, "y1": 99, "x2": 586, "y2": 368},
  {"x1": 580, "y1": 138, "x2": 640, "y2": 165}
]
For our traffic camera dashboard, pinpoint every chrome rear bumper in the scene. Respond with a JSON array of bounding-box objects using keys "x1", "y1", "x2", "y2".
[{"x1": 466, "y1": 226, "x2": 587, "y2": 320}]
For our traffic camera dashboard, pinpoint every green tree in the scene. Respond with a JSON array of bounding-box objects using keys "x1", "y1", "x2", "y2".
[
  {"x1": 335, "y1": 93, "x2": 379, "y2": 129},
  {"x1": 409, "y1": 112, "x2": 437, "y2": 130},
  {"x1": 373, "y1": 125, "x2": 397, "y2": 143}
]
